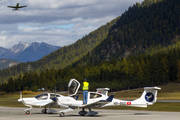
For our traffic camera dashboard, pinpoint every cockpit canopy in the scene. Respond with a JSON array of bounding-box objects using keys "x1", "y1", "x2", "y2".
[
  {"x1": 68, "y1": 79, "x2": 80, "y2": 96},
  {"x1": 90, "y1": 93, "x2": 102, "y2": 99},
  {"x1": 35, "y1": 93, "x2": 60, "y2": 100}
]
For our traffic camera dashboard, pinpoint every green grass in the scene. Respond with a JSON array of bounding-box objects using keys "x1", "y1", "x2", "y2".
[{"x1": 0, "y1": 101, "x2": 24, "y2": 107}]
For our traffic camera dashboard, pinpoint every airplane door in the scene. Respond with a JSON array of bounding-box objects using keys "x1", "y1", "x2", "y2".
[{"x1": 68, "y1": 79, "x2": 80, "y2": 96}]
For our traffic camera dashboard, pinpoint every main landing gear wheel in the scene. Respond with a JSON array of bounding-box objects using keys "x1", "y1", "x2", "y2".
[
  {"x1": 59, "y1": 112, "x2": 65, "y2": 117},
  {"x1": 78, "y1": 111, "x2": 87, "y2": 116},
  {"x1": 25, "y1": 110, "x2": 30, "y2": 115}
]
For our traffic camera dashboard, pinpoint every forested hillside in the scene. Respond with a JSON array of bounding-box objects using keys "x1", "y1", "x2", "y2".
[
  {"x1": 0, "y1": 59, "x2": 21, "y2": 70},
  {"x1": 0, "y1": 0, "x2": 180, "y2": 92},
  {"x1": 0, "y1": 17, "x2": 119, "y2": 82},
  {"x1": 73, "y1": 0, "x2": 180, "y2": 67},
  {"x1": 1, "y1": 37, "x2": 180, "y2": 92}
]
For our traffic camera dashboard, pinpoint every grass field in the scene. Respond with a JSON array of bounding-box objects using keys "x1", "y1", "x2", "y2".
[{"x1": 0, "y1": 83, "x2": 180, "y2": 112}]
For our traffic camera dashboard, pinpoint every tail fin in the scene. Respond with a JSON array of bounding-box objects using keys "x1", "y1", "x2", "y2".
[
  {"x1": 133, "y1": 87, "x2": 161, "y2": 106},
  {"x1": 96, "y1": 88, "x2": 110, "y2": 96}
]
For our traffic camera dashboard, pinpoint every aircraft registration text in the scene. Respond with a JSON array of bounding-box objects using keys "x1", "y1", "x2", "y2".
[{"x1": 113, "y1": 102, "x2": 131, "y2": 105}]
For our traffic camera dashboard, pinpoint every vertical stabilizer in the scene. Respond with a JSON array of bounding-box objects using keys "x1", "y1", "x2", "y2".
[
  {"x1": 96, "y1": 88, "x2": 110, "y2": 96},
  {"x1": 133, "y1": 87, "x2": 161, "y2": 106}
]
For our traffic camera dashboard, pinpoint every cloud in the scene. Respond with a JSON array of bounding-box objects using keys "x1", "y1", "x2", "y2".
[{"x1": 0, "y1": 0, "x2": 144, "y2": 48}]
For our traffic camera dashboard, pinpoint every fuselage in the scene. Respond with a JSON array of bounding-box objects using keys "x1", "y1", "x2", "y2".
[
  {"x1": 18, "y1": 93, "x2": 60, "y2": 107},
  {"x1": 56, "y1": 92, "x2": 109, "y2": 108}
]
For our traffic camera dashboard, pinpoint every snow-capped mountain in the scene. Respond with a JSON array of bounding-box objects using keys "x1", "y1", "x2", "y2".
[
  {"x1": 0, "y1": 41, "x2": 61, "y2": 62},
  {"x1": 10, "y1": 41, "x2": 30, "y2": 53}
]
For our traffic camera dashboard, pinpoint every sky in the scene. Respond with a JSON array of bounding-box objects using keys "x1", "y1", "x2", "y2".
[{"x1": 0, "y1": 0, "x2": 144, "y2": 48}]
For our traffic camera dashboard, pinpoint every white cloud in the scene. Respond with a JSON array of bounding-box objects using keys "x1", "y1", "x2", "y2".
[{"x1": 0, "y1": 0, "x2": 144, "y2": 48}]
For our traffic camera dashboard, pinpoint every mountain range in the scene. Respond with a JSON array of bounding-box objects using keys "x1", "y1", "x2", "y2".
[
  {"x1": 0, "y1": 41, "x2": 61, "y2": 62},
  {"x1": 0, "y1": 0, "x2": 179, "y2": 88}
]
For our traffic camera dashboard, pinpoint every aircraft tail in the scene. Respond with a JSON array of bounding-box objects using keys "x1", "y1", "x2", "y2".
[
  {"x1": 96, "y1": 88, "x2": 110, "y2": 96},
  {"x1": 132, "y1": 87, "x2": 161, "y2": 107}
]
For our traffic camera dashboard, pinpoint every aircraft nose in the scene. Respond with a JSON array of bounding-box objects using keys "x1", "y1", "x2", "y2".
[{"x1": 52, "y1": 97, "x2": 58, "y2": 101}]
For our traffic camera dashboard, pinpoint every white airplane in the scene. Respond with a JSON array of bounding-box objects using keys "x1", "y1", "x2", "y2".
[
  {"x1": 7, "y1": 3, "x2": 27, "y2": 10},
  {"x1": 18, "y1": 92, "x2": 61, "y2": 115},
  {"x1": 17, "y1": 79, "x2": 114, "y2": 115},
  {"x1": 51, "y1": 79, "x2": 161, "y2": 117},
  {"x1": 18, "y1": 79, "x2": 161, "y2": 117}
]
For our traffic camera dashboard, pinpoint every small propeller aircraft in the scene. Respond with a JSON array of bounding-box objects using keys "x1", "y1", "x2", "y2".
[
  {"x1": 7, "y1": 3, "x2": 27, "y2": 10},
  {"x1": 52, "y1": 79, "x2": 115, "y2": 117},
  {"x1": 18, "y1": 92, "x2": 61, "y2": 115},
  {"x1": 18, "y1": 79, "x2": 161, "y2": 117},
  {"x1": 17, "y1": 79, "x2": 114, "y2": 115},
  {"x1": 51, "y1": 79, "x2": 161, "y2": 117}
]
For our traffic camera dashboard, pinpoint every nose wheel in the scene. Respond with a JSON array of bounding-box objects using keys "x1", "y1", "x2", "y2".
[
  {"x1": 24, "y1": 106, "x2": 32, "y2": 115},
  {"x1": 25, "y1": 110, "x2": 31, "y2": 115},
  {"x1": 59, "y1": 112, "x2": 65, "y2": 117}
]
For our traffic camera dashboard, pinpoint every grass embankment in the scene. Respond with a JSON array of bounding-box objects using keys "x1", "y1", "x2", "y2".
[{"x1": 0, "y1": 83, "x2": 180, "y2": 112}]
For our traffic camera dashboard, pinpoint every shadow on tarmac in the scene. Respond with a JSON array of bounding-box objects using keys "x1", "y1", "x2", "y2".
[{"x1": 134, "y1": 113, "x2": 151, "y2": 115}]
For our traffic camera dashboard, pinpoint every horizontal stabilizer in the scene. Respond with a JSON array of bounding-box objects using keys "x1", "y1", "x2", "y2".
[{"x1": 144, "y1": 87, "x2": 161, "y2": 90}]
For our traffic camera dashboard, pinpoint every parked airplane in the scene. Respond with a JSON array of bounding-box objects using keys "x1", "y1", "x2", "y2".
[
  {"x1": 18, "y1": 79, "x2": 161, "y2": 117},
  {"x1": 52, "y1": 79, "x2": 114, "y2": 117},
  {"x1": 51, "y1": 79, "x2": 161, "y2": 117},
  {"x1": 17, "y1": 79, "x2": 114, "y2": 115},
  {"x1": 18, "y1": 92, "x2": 60, "y2": 115},
  {"x1": 7, "y1": 3, "x2": 27, "y2": 10}
]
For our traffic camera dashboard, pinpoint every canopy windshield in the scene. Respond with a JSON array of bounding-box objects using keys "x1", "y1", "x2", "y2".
[
  {"x1": 35, "y1": 93, "x2": 48, "y2": 100},
  {"x1": 68, "y1": 79, "x2": 80, "y2": 96}
]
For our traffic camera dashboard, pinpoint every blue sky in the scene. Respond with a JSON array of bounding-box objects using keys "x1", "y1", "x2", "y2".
[{"x1": 0, "y1": 0, "x2": 144, "y2": 48}]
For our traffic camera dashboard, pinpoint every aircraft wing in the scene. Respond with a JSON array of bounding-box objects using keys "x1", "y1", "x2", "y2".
[
  {"x1": 18, "y1": 6, "x2": 27, "y2": 8},
  {"x1": 31, "y1": 100, "x2": 56, "y2": 107},
  {"x1": 7, "y1": 6, "x2": 16, "y2": 8},
  {"x1": 82, "y1": 95, "x2": 114, "y2": 108}
]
